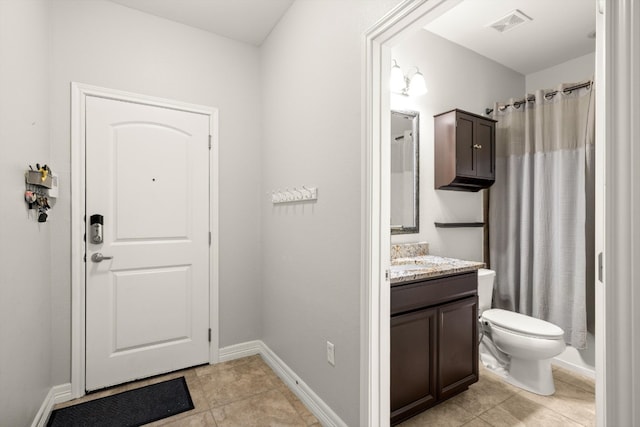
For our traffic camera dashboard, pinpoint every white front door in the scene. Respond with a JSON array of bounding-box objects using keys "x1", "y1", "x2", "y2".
[{"x1": 85, "y1": 95, "x2": 210, "y2": 391}]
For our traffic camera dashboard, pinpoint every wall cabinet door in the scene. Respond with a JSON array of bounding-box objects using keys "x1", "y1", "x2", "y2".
[
  {"x1": 454, "y1": 112, "x2": 476, "y2": 178},
  {"x1": 391, "y1": 307, "x2": 437, "y2": 425},
  {"x1": 438, "y1": 296, "x2": 479, "y2": 400},
  {"x1": 474, "y1": 117, "x2": 495, "y2": 180}
]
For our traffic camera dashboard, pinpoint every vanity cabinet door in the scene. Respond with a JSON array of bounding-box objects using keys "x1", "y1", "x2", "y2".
[
  {"x1": 391, "y1": 307, "x2": 437, "y2": 425},
  {"x1": 437, "y1": 296, "x2": 479, "y2": 400}
]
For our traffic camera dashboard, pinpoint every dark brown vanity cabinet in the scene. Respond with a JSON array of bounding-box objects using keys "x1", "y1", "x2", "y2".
[
  {"x1": 434, "y1": 109, "x2": 496, "y2": 191},
  {"x1": 391, "y1": 272, "x2": 478, "y2": 425}
]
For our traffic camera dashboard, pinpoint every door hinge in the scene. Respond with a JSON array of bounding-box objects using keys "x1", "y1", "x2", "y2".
[
  {"x1": 385, "y1": 269, "x2": 390, "y2": 281},
  {"x1": 209, "y1": 231, "x2": 212, "y2": 246},
  {"x1": 208, "y1": 135, "x2": 212, "y2": 149},
  {"x1": 208, "y1": 328, "x2": 212, "y2": 342}
]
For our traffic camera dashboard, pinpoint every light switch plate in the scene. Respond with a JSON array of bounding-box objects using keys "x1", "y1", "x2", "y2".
[{"x1": 327, "y1": 341, "x2": 335, "y2": 366}]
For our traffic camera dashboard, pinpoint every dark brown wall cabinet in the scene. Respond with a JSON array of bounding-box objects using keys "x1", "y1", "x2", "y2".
[
  {"x1": 434, "y1": 109, "x2": 497, "y2": 191},
  {"x1": 391, "y1": 272, "x2": 478, "y2": 425}
]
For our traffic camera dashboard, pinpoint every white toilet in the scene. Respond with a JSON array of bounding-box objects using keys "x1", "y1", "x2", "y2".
[{"x1": 477, "y1": 268, "x2": 565, "y2": 395}]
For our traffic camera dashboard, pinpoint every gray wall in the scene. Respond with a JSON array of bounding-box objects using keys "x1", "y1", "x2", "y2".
[
  {"x1": 0, "y1": 1, "x2": 53, "y2": 425},
  {"x1": 526, "y1": 52, "x2": 596, "y2": 93},
  {"x1": 390, "y1": 29, "x2": 525, "y2": 262},
  {"x1": 260, "y1": 1, "x2": 401, "y2": 425},
  {"x1": 49, "y1": 0, "x2": 264, "y2": 384}
]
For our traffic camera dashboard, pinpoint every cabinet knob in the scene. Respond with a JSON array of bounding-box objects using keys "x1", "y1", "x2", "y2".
[{"x1": 473, "y1": 144, "x2": 482, "y2": 149}]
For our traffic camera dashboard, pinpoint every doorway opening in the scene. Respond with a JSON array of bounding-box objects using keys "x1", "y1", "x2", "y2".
[{"x1": 361, "y1": 0, "x2": 607, "y2": 424}]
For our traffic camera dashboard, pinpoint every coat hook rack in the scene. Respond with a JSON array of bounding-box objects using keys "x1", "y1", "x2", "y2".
[{"x1": 271, "y1": 186, "x2": 318, "y2": 204}]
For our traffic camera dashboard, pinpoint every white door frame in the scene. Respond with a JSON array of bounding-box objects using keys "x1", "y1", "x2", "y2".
[
  {"x1": 70, "y1": 82, "x2": 220, "y2": 398},
  {"x1": 597, "y1": 0, "x2": 640, "y2": 425},
  {"x1": 360, "y1": 1, "x2": 463, "y2": 424},
  {"x1": 362, "y1": 0, "x2": 638, "y2": 425}
]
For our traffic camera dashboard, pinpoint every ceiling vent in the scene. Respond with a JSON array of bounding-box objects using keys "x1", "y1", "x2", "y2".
[{"x1": 487, "y1": 9, "x2": 532, "y2": 33}]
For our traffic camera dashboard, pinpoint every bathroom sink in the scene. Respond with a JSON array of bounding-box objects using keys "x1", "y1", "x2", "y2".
[
  {"x1": 390, "y1": 264, "x2": 430, "y2": 272},
  {"x1": 390, "y1": 255, "x2": 484, "y2": 285}
]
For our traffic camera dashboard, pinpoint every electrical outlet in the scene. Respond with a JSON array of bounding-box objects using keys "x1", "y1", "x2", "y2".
[{"x1": 326, "y1": 341, "x2": 335, "y2": 366}]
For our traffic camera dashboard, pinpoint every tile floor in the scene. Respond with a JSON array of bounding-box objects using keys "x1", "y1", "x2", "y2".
[
  {"x1": 53, "y1": 354, "x2": 319, "y2": 427},
  {"x1": 398, "y1": 364, "x2": 595, "y2": 427},
  {"x1": 54, "y1": 356, "x2": 595, "y2": 427}
]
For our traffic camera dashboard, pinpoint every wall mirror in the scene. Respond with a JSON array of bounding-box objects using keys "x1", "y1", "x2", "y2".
[{"x1": 391, "y1": 110, "x2": 419, "y2": 234}]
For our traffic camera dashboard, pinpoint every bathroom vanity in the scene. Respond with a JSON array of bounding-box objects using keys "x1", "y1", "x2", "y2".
[{"x1": 390, "y1": 255, "x2": 483, "y2": 425}]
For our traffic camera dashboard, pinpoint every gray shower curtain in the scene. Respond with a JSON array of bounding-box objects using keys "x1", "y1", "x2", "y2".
[{"x1": 489, "y1": 81, "x2": 595, "y2": 349}]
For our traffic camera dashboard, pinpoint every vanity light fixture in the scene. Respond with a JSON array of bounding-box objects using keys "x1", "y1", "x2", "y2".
[{"x1": 390, "y1": 60, "x2": 428, "y2": 97}]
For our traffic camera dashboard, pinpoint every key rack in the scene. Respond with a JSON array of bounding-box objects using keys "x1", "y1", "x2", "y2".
[
  {"x1": 24, "y1": 164, "x2": 58, "y2": 223},
  {"x1": 271, "y1": 186, "x2": 318, "y2": 204}
]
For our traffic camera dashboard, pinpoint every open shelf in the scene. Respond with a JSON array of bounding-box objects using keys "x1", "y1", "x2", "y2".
[{"x1": 434, "y1": 222, "x2": 485, "y2": 228}]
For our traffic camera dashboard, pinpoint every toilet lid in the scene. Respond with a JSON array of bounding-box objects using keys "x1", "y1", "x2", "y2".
[{"x1": 482, "y1": 309, "x2": 565, "y2": 339}]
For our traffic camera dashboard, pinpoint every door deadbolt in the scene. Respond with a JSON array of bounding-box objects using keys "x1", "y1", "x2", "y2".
[{"x1": 90, "y1": 214, "x2": 104, "y2": 244}]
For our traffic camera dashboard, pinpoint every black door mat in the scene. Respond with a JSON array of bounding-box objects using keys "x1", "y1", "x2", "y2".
[{"x1": 47, "y1": 376, "x2": 194, "y2": 427}]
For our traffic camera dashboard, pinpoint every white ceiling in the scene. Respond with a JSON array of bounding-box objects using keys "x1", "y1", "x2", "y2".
[
  {"x1": 424, "y1": 0, "x2": 596, "y2": 75},
  {"x1": 106, "y1": 0, "x2": 595, "y2": 73},
  {"x1": 107, "y1": 0, "x2": 295, "y2": 46}
]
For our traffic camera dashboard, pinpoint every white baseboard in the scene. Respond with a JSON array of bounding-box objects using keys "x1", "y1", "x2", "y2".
[
  {"x1": 52, "y1": 383, "x2": 73, "y2": 405},
  {"x1": 220, "y1": 340, "x2": 347, "y2": 427},
  {"x1": 31, "y1": 383, "x2": 72, "y2": 427},
  {"x1": 218, "y1": 340, "x2": 262, "y2": 362},
  {"x1": 552, "y1": 357, "x2": 596, "y2": 379},
  {"x1": 552, "y1": 334, "x2": 596, "y2": 379}
]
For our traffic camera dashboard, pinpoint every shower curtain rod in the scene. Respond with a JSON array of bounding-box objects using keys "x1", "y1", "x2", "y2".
[{"x1": 485, "y1": 81, "x2": 592, "y2": 115}]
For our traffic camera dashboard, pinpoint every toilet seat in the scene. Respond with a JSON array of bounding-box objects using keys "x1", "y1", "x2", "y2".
[{"x1": 482, "y1": 309, "x2": 564, "y2": 339}]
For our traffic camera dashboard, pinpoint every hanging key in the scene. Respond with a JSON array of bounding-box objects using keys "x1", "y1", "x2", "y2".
[
  {"x1": 37, "y1": 208, "x2": 48, "y2": 223},
  {"x1": 24, "y1": 191, "x2": 36, "y2": 209}
]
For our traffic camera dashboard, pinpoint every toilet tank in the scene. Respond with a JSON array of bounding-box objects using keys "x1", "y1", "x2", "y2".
[{"x1": 477, "y1": 268, "x2": 495, "y2": 315}]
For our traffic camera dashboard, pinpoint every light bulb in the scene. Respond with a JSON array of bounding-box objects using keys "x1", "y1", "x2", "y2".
[
  {"x1": 390, "y1": 61, "x2": 407, "y2": 94},
  {"x1": 408, "y1": 70, "x2": 428, "y2": 96}
]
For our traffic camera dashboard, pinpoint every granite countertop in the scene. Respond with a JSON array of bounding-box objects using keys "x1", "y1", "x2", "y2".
[{"x1": 390, "y1": 255, "x2": 485, "y2": 285}]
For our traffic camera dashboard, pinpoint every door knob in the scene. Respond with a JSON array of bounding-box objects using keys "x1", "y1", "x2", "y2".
[
  {"x1": 91, "y1": 253, "x2": 113, "y2": 263},
  {"x1": 473, "y1": 144, "x2": 482, "y2": 149}
]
